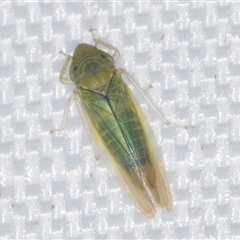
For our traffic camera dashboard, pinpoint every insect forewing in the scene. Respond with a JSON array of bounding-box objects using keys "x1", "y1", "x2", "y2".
[{"x1": 77, "y1": 71, "x2": 172, "y2": 218}]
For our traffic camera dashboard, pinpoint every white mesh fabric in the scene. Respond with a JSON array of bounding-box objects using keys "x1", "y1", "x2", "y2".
[{"x1": 0, "y1": 1, "x2": 240, "y2": 239}]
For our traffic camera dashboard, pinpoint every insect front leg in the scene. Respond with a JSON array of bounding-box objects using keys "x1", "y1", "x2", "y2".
[
  {"x1": 59, "y1": 51, "x2": 73, "y2": 84},
  {"x1": 50, "y1": 94, "x2": 75, "y2": 134},
  {"x1": 89, "y1": 28, "x2": 120, "y2": 62},
  {"x1": 118, "y1": 68, "x2": 189, "y2": 130}
]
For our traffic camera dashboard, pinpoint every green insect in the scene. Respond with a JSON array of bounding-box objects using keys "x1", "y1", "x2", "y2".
[{"x1": 52, "y1": 31, "x2": 172, "y2": 218}]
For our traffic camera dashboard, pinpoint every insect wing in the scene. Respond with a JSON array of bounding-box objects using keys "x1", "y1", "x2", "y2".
[
  {"x1": 124, "y1": 81, "x2": 173, "y2": 215},
  {"x1": 78, "y1": 72, "x2": 172, "y2": 218},
  {"x1": 108, "y1": 73, "x2": 172, "y2": 217}
]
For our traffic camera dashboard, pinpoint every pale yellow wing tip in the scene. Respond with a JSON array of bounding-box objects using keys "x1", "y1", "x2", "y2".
[
  {"x1": 166, "y1": 204, "x2": 172, "y2": 211},
  {"x1": 145, "y1": 211, "x2": 155, "y2": 219},
  {"x1": 163, "y1": 198, "x2": 172, "y2": 211},
  {"x1": 165, "y1": 199, "x2": 173, "y2": 211}
]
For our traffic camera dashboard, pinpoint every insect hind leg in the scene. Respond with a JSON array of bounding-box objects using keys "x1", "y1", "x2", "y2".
[{"x1": 118, "y1": 68, "x2": 190, "y2": 130}]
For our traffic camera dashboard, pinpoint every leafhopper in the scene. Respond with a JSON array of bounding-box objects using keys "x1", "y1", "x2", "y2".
[{"x1": 52, "y1": 32, "x2": 172, "y2": 218}]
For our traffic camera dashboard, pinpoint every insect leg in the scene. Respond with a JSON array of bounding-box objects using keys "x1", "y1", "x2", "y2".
[
  {"x1": 89, "y1": 29, "x2": 120, "y2": 62},
  {"x1": 59, "y1": 51, "x2": 73, "y2": 84},
  {"x1": 50, "y1": 94, "x2": 75, "y2": 134},
  {"x1": 118, "y1": 68, "x2": 188, "y2": 130}
]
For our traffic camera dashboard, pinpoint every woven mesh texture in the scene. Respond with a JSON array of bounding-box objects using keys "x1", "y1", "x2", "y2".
[{"x1": 0, "y1": 1, "x2": 240, "y2": 239}]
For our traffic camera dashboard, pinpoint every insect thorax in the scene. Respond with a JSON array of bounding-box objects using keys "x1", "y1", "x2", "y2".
[
  {"x1": 81, "y1": 71, "x2": 114, "y2": 94},
  {"x1": 73, "y1": 55, "x2": 115, "y2": 89}
]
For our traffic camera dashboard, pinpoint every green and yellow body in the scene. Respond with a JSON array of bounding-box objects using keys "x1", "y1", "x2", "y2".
[{"x1": 64, "y1": 43, "x2": 172, "y2": 218}]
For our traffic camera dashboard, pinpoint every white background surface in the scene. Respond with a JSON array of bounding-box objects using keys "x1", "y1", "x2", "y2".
[{"x1": 0, "y1": 1, "x2": 240, "y2": 239}]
